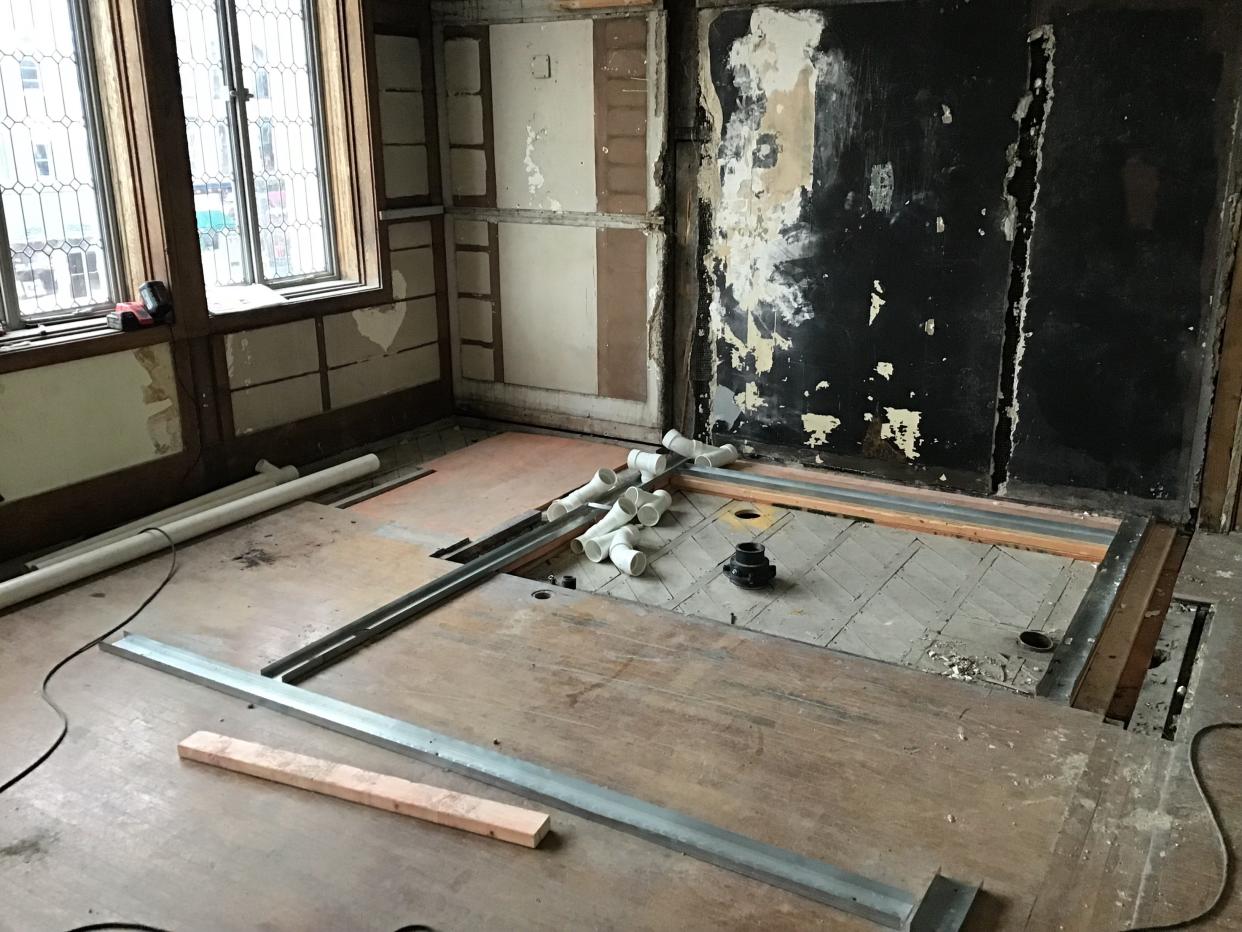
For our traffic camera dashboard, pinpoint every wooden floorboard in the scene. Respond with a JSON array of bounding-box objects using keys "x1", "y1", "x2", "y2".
[
  {"x1": 349, "y1": 431, "x2": 631, "y2": 550},
  {"x1": 0, "y1": 464, "x2": 1238, "y2": 929}
]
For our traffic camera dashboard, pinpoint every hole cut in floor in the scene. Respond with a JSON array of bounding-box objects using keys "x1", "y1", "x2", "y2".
[{"x1": 523, "y1": 490, "x2": 1097, "y2": 694}]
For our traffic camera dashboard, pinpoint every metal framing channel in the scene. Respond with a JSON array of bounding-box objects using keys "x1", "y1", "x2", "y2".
[
  {"x1": 1036, "y1": 514, "x2": 1150, "y2": 702},
  {"x1": 103, "y1": 634, "x2": 978, "y2": 930},
  {"x1": 261, "y1": 464, "x2": 680, "y2": 683},
  {"x1": 676, "y1": 466, "x2": 1118, "y2": 548}
]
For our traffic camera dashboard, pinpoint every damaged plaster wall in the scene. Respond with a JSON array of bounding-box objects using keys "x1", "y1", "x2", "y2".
[
  {"x1": 700, "y1": 3, "x2": 1028, "y2": 489},
  {"x1": 0, "y1": 345, "x2": 183, "y2": 502}
]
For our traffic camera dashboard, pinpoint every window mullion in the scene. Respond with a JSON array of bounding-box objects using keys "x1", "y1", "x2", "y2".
[
  {"x1": 0, "y1": 201, "x2": 22, "y2": 331},
  {"x1": 218, "y1": 0, "x2": 262, "y2": 285}
]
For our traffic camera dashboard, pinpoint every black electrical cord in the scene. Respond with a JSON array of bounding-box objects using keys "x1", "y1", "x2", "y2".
[
  {"x1": 1126, "y1": 720, "x2": 1242, "y2": 930},
  {"x1": 0, "y1": 528, "x2": 178, "y2": 796}
]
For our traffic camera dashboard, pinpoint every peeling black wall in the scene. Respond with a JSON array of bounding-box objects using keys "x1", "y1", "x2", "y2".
[
  {"x1": 1007, "y1": 7, "x2": 1226, "y2": 510},
  {"x1": 700, "y1": 0, "x2": 1241, "y2": 517},
  {"x1": 707, "y1": 1, "x2": 1029, "y2": 491}
]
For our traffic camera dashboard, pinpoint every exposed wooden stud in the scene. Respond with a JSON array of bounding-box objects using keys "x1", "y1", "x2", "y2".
[
  {"x1": 177, "y1": 731, "x2": 551, "y2": 848},
  {"x1": 1200, "y1": 233, "x2": 1242, "y2": 531}
]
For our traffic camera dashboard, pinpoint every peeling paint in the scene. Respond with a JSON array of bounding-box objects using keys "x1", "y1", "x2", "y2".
[
  {"x1": 940, "y1": 104, "x2": 953, "y2": 125},
  {"x1": 353, "y1": 304, "x2": 407, "y2": 354},
  {"x1": 869, "y1": 280, "x2": 886, "y2": 325},
  {"x1": 814, "y1": 379, "x2": 829, "y2": 390},
  {"x1": 735, "y1": 382, "x2": 766, "y2": 412},
  {"x1": 875, "y1": 361, "x2": 893, "y2": 380},
  {"x1": 881, "y1": 407, "x2": 922, "y2": 460},
  {"x1": 703, "y1": 7, "x2": 848, "y2": 413},
  {"x1": 923, "y1": 319, "x2": 936, "y2": 335},
  {"x1": 133, "y1": 346, "x2": 181, "y2": 454},
  {"x1": 935, "y1": 216, "x2": 945, "y2": 233},
  {"x1": 802, "y1": 411, "x2": 841, "y2": 447},
  {"x1": 868, "y1": 161, "x2": 894, "y2": 213}
]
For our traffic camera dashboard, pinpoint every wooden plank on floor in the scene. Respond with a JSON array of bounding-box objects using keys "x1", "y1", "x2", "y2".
[
  {"x1": 670, "y1": 473, "x2": 1110, "y2": 562},
  {"x1": 1073, "y1": 524, "x2": 1178, "y2": 715},
  {"x1": 350, "y1": 432, "x2": 630, "y2": 549},
  {"x1": 178, "y1": 731, "x2": 551, "y2": 848}
]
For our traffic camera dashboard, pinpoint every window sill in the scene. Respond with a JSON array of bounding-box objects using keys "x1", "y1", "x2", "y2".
[
  {"x1": 0, "y1": 317, "x2": 172, "y2": 375},
  {"x1": 206, "y1": 279, "x2": 388, "y2": 334}
]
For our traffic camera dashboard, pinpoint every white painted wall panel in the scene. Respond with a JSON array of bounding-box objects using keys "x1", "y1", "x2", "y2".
[
  {"x1": 499, "y1": 222, "x2": 597, "y2": 395},
  {"x1": 490, "y1": 20, "x2": 596, "y2": 212}
]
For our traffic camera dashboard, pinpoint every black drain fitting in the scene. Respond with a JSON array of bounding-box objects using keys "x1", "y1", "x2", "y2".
[{"x1": 722, "y1": 542, "x2": 776, "y2": 589}]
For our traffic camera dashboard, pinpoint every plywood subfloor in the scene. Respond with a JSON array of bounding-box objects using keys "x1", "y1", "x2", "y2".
[
  {"x1": 524, "y1": 491, "x2": 1095, "y2": 694},
  {"x1": 349, "y1": 430, "x2": 631, "y2": 550},
  {"x1": 1, "y1": 502, "x2": 1232, "y2": 930}
]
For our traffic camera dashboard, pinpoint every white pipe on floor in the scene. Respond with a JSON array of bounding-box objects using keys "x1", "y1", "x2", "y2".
[
  {"x1": 0, "y1": 455, "x2": 379, "y2": 614},
  {"x1": 28, "y1": 460, "x2": 300, "y2": 570},
  {"x1": 609, "y1": 535, "x2": 647, "y2": 577},
  {"x1": 570, "y1": 500, "x2": 633, "y2": 554},
  {"x1": 694, "y1": 444, "x2": 739, "y2": 468},
  {"x1": 620, "y1": 488, "x2": 672, "y2": 527},
  {"x1": 627, "y1": 449, "x2": 668, "y2": 484},
  {"x1": 544, "y1": 468, "x2": 619, "y2": 521},
  {"x1": 582, "y1": 525, "x2": 639, "y2": 563},
  {"x1": 662, "y1": 429, "x2": 711, "y2": 459}
]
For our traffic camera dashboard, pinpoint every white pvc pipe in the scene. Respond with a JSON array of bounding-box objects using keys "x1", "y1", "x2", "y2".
[
  {"x1": 0, "y1": 455, "x2": 379, "y2": 613},
  {"x1": 627, "y1": 449, "x2": 668, "y2": 480},
  {"x1": 694, "y1": 443, "x2": 740, "y2": 468},
  {"x1": 29, "y1": 460, "x2": 300, "y2": 569},
  {"x1": 609, "y1": 537, "x2": 647, "y2": 577},
  {"x1": 662, "y1": 429, "x2": 711, "y2": 459},
  {"x1": 582, "y1": 525, "x2": 638, "y2": 564},
  {"x1": 545, "y1": 468, "x2": 619, "y2": 521},
  {"x1": 569, "y1": 500, "x2": 633, "y2": 554},
  {"x1": 620, "y1": 488, "x2": 672, "y2": 527}
]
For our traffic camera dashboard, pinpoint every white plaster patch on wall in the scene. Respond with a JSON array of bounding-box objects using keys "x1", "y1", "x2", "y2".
[
  {"x1": 875, "y1": 361, "x2": 893, "y2": 380},
  {"x1": 353, "y1": 304, "x2": 408, "y2": 353},
  {"x1": 522, "y1": 124, "x2": 562, "y2": 211},
  {"x1": 802, "y1": 411, "x2": 840, "y2": 447},
  {"x1": 923, "y1": 319, "x2": 936, "y2": 336},
  {"x1": 815, "y1": 379, "x2": 829, "y2": 390},
  {"x1": 868, "y1": 162, "x2": 894, "y2": 213},
  {"x1": 941, "y1": 104, "x2": 953, "y2": 125},
  {"x1": 881, "y1": 407, "x2": 922, "y2": 460},
  {"x1": 869, "y1": 280, "x2": 886, "y2": 325},
  {"x1": 935, "y1": 216, "x2": 945, "y2": 234},
  {"x1": 735, "y1": 382, "x2": 766, "y2": 413}
]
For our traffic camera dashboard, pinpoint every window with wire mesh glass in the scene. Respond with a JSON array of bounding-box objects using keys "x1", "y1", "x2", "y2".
[
  {"x1": 173, "y1": 0, "x2": 335, "y2": 301},
  {"x1": 0, "y1": 0, "x2": 121, "y2": 330}
]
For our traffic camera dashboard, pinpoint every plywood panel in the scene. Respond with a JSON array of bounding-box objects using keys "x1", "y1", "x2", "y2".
[
  {"x1": 499, "y1": 222, "x2": 597, "y2": 394},
  {"x1": 351, "y1": 431, "x2": 629, "y2": 543}
]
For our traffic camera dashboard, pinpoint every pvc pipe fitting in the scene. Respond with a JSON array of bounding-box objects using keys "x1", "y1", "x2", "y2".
[
  {"x1": 620, "y1": 488, "x2": 672, "y2": 527},
  {"x1": 627, "y1": 449, "x2": 668, "y2": 479},
  {"x1": 0, "y1": 455, "x2": 379, "y2": 612},
  {"x1": 609, "y1": 539, "x2": 648, "y2": 577},
  {"x1": 583, "y1": 525, "x2": 639, "y2": 563},
  {"x1": 570, "y1": 500, "x2": 633, "y2": 554},
  {"x1": 545, "y1": 468, "x2": 619, "y2": 521},
  {"x1": 662, "y1": 429, "x2": 711, "y2": 459},
  {"x1": 694, "y1": 443, "x2": 740, "y2": 468}
]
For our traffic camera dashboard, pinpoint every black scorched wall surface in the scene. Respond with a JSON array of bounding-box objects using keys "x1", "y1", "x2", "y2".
[
  {"x1": 702, "y1": 2, "x2": 1028, "y2": 490},
  {"x1": 1007, "y1": 8, "x2": 1224, "y2": 508}
]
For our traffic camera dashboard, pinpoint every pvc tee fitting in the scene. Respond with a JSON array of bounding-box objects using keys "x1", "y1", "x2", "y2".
[
  {"x1": 694, "y1": 443, "x2": 739, "y2": 467},
  {"x1": 545, "y1": 468, "x2": 619, "y2": 521},
  {"x1": 570, "y1": 500, "x2": 633, "y2": 554},
  {"x1": 662, "y1": 429, "x2": 711, "y2": 459},
  {"x1": 620, "y1": 487, "x2": 672, "y2": 527},
  {"x1": 627, "y1": 449, "x2": 668, "y2": 483},
  {"x1": 583, "y1": 525, "x2": 639, "y2": 563}
]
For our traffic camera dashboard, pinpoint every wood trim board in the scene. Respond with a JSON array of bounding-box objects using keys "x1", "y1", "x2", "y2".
[{"x1": 178, "y1": 730, "x2": 551, "y2": 847}]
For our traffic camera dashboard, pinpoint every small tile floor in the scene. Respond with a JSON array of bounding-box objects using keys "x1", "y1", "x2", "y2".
[{"x1": 525, "y1": 490, "x2": 1097, "y2": 694}]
